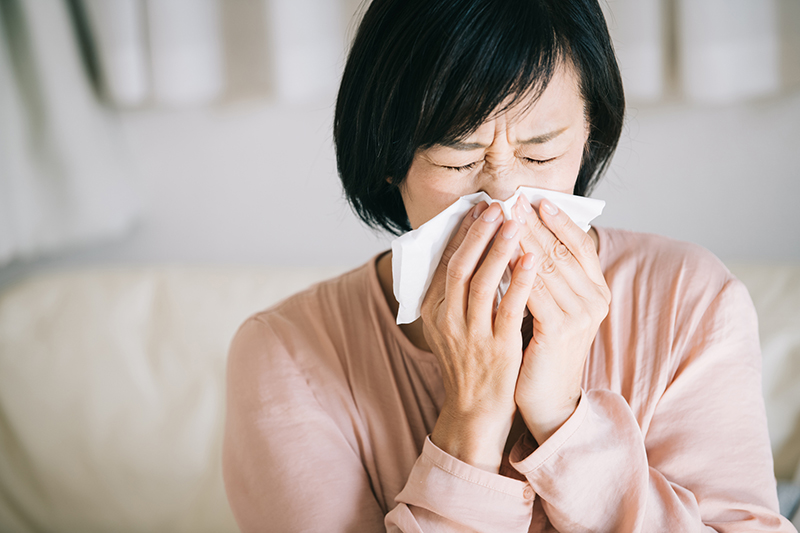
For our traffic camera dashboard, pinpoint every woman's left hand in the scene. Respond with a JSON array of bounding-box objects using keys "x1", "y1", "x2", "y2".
[{"x1": 513, "y1": 196, "x2": 611, "y2": 445}]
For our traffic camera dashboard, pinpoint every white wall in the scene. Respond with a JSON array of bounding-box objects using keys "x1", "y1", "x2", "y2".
[
  {"x1": 105, "y1": 91, "x2": 800, "y2": 266},
  {"x1": 595, "y1": 93, "x2": 800, "y2": 261},
  {"x1": 3, "y1": 89, "x2": 798, "y2": 283},
  {"x1": 106, "y1": 92, "x2": 800, "y2": 266}
]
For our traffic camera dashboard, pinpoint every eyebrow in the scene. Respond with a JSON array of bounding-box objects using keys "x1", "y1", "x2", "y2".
[{"x1": 440, "y1": 126, "x2": 568, "y2": 151}]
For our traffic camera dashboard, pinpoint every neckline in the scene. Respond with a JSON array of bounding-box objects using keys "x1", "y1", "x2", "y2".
[{"x1": 366, "y1": 252, "x2": 440, "y2": 365}]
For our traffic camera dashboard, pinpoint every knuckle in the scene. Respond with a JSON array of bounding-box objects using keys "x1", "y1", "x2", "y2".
[
  {"x1": 488, "y1": 239, "x2": 512, "y2": 261},
  {"x1": 470, "y1": 280, "x2": 494, "y2": 302},
  {"x1": 440, "y1": 242, "x2": 459, "y2": 266},
  {"x1": 496, "y1": 305, "x2": 516, "y2": 323},
  {"x1": 510, "y1": 272, "x2": 532, "y2": 292},
  {"x1": 578, "y1": 234, "x2": 595, "y2": 256},
  {"x1": 557, "y1": 212, "x2": 571, "y2": 228},
  {"x1": 540, "y1": 255, "x2": 557, "y2": 275},
  {"x1": 532, "y1": 275, "x2": 546, "y2": 292},
  {"x1": 446, "y1": 256, "x2": 470, "y2": 282},
  {"x1": 547, "y1": 239, "x2": 561, "y2": 258},
  {"x1": 473, "y1": 217, "x2": 498, "y2": 239},
  {"x1": 529, "y1": 212, "x2": 545, "y2": 231},
  {"x1": 446, "y1": 264, "x2": 468, "y2": 283},
  {"x1": 420, "y1": 303, "x2": 430, "y2": 321},
  {"x1": 553, "y1": 242, "x2": 572, "y2": 262}
]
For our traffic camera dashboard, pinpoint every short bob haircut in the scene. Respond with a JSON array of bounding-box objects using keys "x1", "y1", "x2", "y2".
[{"x1": 335, "y1": 0, "x2": 624, "y2": 236}]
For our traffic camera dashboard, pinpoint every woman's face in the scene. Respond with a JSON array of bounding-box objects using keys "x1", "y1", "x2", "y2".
[{"x1": 400, "y1": 62, "x2": 589, "y2": 230}]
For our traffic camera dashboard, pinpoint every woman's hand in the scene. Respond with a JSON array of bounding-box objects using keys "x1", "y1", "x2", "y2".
[
  {"x1": 514, "y1": 197, "x2": 611, "y2": 445},
  {"x1": 422, "y1": 201, "x2": 537, "y2": 473}
]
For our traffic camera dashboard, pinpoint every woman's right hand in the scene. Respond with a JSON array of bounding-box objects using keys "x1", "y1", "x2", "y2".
[{"x1": 422, "y1": 201, "x2": 537, "y2": 473}]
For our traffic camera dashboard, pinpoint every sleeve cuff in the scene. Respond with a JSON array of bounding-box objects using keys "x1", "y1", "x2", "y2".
[
  {"x1": 391, "y1": 436, "x2": 535, "y2": 532},
  {"x1": 509, "y1": 388, "x2": 590, "y2": 475}
]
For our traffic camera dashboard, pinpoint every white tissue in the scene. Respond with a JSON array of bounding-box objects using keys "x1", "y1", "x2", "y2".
[{"x1": 391, "y1": 187, "x2": 605, "y2": 325}]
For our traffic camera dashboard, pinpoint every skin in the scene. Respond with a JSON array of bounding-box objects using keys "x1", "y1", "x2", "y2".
[{"x1": 375, "y1": 62, "x2": 611, "y2": 474}]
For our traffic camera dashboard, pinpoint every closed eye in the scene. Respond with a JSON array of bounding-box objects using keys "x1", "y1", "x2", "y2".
[
  {"x1": 443, "y1": 156, "x2": 556, "y2": 171},
  {"x1": 524, "y1": 157, "x2": 556, "y2": 165},
  {"x1": 443, "y1": 161, "x2": 481, "y2": 172}
]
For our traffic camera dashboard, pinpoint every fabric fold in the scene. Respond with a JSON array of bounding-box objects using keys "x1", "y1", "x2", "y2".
[{"x1": 387, "y1": 436, "x2": 534, "y2": 533}]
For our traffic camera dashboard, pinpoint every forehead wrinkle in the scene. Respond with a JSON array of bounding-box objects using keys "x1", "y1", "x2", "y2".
[
  {"x1": 435, "y1": 125, "x2": 569, "y2": 151},
  {"x1": 517, "y1": 126, "x2": 569, "y2": 145},
  {"x1": 437, "y1": 140, "x2": 488, "y2": 151}
]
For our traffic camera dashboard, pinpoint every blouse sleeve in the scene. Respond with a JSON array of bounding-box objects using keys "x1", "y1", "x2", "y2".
[
  {"x1": 508, "y1": 278, "x2": 796, "y2": 532},
  {"x1": 222, "y1": 317, "x2": 386, "y2": 532},
  {"x1": 385, "y1": 437, "x2": 534, "y2": 532},
  {"x1": 223, "y1": 316, "x2": 535, "y2": 533}
]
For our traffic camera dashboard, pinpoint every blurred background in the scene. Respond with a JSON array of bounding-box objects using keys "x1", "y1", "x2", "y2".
[
  {"x1": 1, "y1": 0, "x2": 799, "y2": 287},
  {"x1": 1, "y1": 1, "x2": 800, "y2": 532}
]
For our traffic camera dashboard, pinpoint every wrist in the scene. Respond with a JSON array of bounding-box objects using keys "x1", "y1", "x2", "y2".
[
  {"x1": 431, "y1": 405, "x2": 514, "y2": 473},
  {"x1": 518, "y1": 391, "x2": 581, "y2": 445}
]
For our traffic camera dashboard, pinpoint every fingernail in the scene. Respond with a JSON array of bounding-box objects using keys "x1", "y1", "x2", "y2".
[
  {"x1": 502, "y1": 221, "x2": 518, "y2": 239},
  {"x1": 542, "y1": 200, "x2": 558, "y2": 216},
  {"x1": 518, "y1": 196, "x2": 533, "y2": 213},
  {"x1": 521, "y1": 253, "x2": 535, "y2": 270},
  {"x1": 482, "y1": 203, "x2": 501, "y2": 222},
  {"x1": 515, "y1": 206, "x2": 526, "y2": 225},
  {"x1": 472, "y1": 202, "x2": 487, "y2": 218}
]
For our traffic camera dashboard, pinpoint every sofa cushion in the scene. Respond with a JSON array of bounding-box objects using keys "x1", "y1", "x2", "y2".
[
  {"x1": 0, "y1": 266, "x2": 344, "y2": 533},
  {"x1": 727, "y1": 264, "x2": 800, "y2": 483}
]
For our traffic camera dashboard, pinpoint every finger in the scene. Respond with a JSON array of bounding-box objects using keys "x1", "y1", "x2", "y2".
[
  {"x1": 546, "y1": 236, "x2": 606, "y2": 307},
  {"x1": 526, "y1": 269, "x2": 562, "y2": 324},
  {"x1": 425, "y1": 202, "x2": 487, "y2": 314},
  {"x1": 442, "y1": 202, "x2": 504, "y2": 318},
  {"x1": 466, "y1": 218, "x2": 523, "y2": 329},
  {"x1": 518, "y1": 197, "x2": 610, "y2": 308},
  {"x1": 534, "y1": 249, "x2": 585, "y2": 316},
  {"x1": 537, "y1": 199, "x2": 606, "y2": 291},
  {"x1": 516, "y1": 195, "x2": 557, "y2": 258},
  {"x1": 494, "y1": 252, "x2": 536, "y2": 338}
]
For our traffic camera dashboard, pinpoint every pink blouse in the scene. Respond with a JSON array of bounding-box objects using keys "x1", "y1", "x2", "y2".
[{"x1": 222, "y1": 226, "x2": 795, "y2": 532}]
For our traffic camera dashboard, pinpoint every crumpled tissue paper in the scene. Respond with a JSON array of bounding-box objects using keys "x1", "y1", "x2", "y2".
[{"x1": 391, "y1": 187, "x2": 605, "y2": 325}]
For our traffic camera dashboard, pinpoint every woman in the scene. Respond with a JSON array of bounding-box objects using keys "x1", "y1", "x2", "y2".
[{"x1": 222, "y1": 0, "x2": 794, "y2": 531}]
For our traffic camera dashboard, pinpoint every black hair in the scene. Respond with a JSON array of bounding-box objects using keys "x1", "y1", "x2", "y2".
[{"x1": 334, "y1": 0, "x2": 624, "y2": 235}]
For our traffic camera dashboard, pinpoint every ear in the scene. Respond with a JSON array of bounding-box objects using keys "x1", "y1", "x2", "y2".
[{"x1": 386, "y1": 176, "x2": 393, "y2": 184}]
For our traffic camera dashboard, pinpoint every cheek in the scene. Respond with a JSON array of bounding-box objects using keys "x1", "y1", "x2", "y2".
[
  {"x1": 401, "y1": 161, "x2": 466, "y2": 229},
  {"x1": 531, "y1": 146, "x2": 585, "y2": 195},
  {"x1": 567, "y1": 142, "x2": 586, "y2": 176},
  {"x1": 554, "y1": 141, "x2": 586, "y2": 192}
]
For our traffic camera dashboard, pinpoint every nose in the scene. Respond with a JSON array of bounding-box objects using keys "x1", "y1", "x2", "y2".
[{"x1": 477, "y1": 161, "x2": 519, "y2": 202}]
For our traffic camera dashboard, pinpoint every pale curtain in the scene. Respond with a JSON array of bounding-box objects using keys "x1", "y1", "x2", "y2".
[
  {"x1": 603, "y1": 0, "x2": 797, "y2": 104},
  {"x1": 81, "y1": 0, "x2": 340, "y2": 107},
  {"x1": 0, "y1": 0, "x2": 140, "y2": 267}
]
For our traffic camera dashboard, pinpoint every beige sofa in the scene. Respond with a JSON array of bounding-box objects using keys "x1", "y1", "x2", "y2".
[{"x1": 0, "y1": 263, "x2": 798, "y2": 532}]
